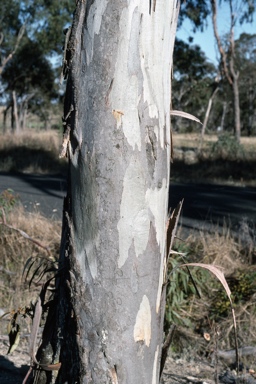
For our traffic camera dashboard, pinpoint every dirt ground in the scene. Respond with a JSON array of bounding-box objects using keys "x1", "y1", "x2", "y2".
[
  {"x1": 0, "y1": 337, "x2": 30, "y2": 384},
  {"x1": 1, "y1": 336, "x2": 256, "y2": 384},
  {"x1": 0, "y1": 339, "x2": 215, "y2": 384}
]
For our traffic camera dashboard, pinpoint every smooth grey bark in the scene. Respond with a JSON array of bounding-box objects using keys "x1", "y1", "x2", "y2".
[{"x1": 33, "y1": 1, "x2": 179, "y2": 383}]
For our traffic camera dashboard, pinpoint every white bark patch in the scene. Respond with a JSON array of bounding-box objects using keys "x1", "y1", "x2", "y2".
[
  {"x1": 109, "y1": 7, "x2": 142, "y2": 151},
  {"x1": 139, "y1": 0, "x2": 176, "y2": 148},
  {"x1": 112, "y1": 109, "x2": 124, "y2": 128},
  {"x1": 117, "y1": 157, "x2": 150, "y2": 268},
  {"x1": 101, "y1": 328, "x2": 108, "y2": 344},
  {"x1": 152, "y1": 345, "x2": 159, "y2": 384},
  {"x1": 146, "y1": 179, "x2": 167, "y2": 248},
  {"x1": 133, "y1": 295, "x2": 151, "y2": 347},
  {"x1": 146, "y1": 179, "x2": 168, "y2": 313},
  {"x1": 85, "y1": 237, "x2": 99, "y2": 279},
  {"x1": 84, "y1": 0, "x2": 108, "y2": 64},
  {"x1": 110, "y1": 0, "x2": 175, "y2": 149},
  {"x1": 76, "y1": 239, "x2": 99, "y2": 280}
]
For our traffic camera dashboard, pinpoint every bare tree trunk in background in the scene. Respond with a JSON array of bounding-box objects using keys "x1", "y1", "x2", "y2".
[
  {"x1": 0, "y1": 25, "x2": 26, "y2": 76},
  {"x1": 210, "y1": 0, "x2": 241, "y2": 142},
  {"x1": 3, "y1": 108, "x2": 8, "y2": 133},
  {"x1": 220, "y1": 101, "x2": 227, "y2": 130},
  {"x1": 33, "y1": 1, "x2": 179, "y2": 383},
  {"x1": 248, "y1": 77, "x2": 253, "y2": 136},
  {"x1": 19, "y1": 93, "x2": 34, "y2": 130},
  {"x1": 20, "y1": 107, "x2": 27, "y2": 130},
  {"x1": 232, "y1": 73, "x2": 241, "y2": 141},
  {"x1": 228, "y1": 3, "x2": 240, "y2": 142},
  {"x1": 12, "y1": 90, "x2": 20, "y2": 134},
  {"x1": 199, "y1": 84, "x2": 219, "y2": 150}
]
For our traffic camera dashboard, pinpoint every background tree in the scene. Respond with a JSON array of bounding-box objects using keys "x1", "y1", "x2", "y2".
[
  {"x1": 0, "y1": 1, "x2": 26, "y2": 76},
  {"x1": 31, "y1": 1, "x2": 179, "y2": 383},
  {"x1": 172, "y1": 38, "x2": 216, "y2": 132},
  {"x1": 235, "y1": 33, "x2": 256, "y2": 136},
  {"x1": 1, "y1": 39, "x2": 57, "y2": 133},
  {"x1": 178, "y1": 0, "x2": 255, "y2": 140},
  {"x1": 0, "y1": 0, "x2": 74, "y2": 132},
  {"x1": 210, "y1": 0, "x2": 242, "y2": 141}
]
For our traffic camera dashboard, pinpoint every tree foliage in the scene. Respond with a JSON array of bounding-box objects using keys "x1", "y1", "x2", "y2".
[
  {"x1": 172, "y1": 38, "x2": 217, "y2": 132},
  {"x1": 179, "y1": 0, "x2": 255, "y2": 32},
  {"x1": 0, "y1": 0, "x2": 74, "y2": 131},
  {"x1": 177, "y1": 1, "x2": 256, "y2": 136}
]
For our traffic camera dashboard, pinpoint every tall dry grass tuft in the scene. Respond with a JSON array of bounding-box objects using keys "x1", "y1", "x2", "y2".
[
  {"x1": 197, "y1": 227, "x2": 241, "y2": 274},
  {"x1": 0, "y1": 205, "x2": 61, "y2": 312},
  {"x1": 0, "y1": 130, "x2": 61, "y2": 153},
  {"x1": 169, "y1": 224, "x2": 256, "y2": 360},
  {"x1": 0, "y1": 129, "x2": 67, "y2": 174}
]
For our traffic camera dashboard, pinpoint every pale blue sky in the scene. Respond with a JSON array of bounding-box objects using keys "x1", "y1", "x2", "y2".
[{"x1": 176, "y1": 3, "x2": 256, "y2": 66}]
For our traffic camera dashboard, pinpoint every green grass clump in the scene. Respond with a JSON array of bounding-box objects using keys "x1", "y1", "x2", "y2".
[
  {"x1": 0, "y1": 189, "x2": 20, "y2": 218},
  {"x1": 210, "y1": 133, "x2": 245, "y2": 160}
]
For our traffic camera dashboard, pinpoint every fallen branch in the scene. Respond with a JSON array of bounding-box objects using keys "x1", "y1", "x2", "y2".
[{"x1": 0, "y1": 209, "x2": 50, "y2": 255}]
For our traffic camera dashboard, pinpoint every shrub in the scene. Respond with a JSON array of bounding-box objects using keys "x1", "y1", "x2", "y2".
[{"x1": 210, "y1": 133, "x2": 245, "y2": 160}]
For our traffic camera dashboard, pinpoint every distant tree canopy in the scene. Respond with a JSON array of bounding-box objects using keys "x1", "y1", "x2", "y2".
[
  {"x1": 172, "y1": 38, "x2": 217, "y2": 132},
  {"x1": 176, "y1": 1, "x2": 256, "y2": 136},
  {"x1": 178, "y1": 0, "x2": 255, "y2": 32},
  {"x1": 173, "y1": 32, "x2": 256, "y2": 135},
  {"x1": 0, "y1": 0, "x2": 255, "y2": 135},
  {"x1": 0, "y1": 0, "x2": 74, "y2": 61},
  {"x1": 0, "y1": 0, "x2": 74, "y2": 132}
]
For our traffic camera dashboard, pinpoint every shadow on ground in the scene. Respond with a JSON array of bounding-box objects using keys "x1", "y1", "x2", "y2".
[
  {"x1": 0, "y1": 146, "x2": 67, "y2": 175},
  {"x1": 0, "y1": 355, "x2": 29, "y2": 384},
  {"x1": 172, "y1": 158, "x2": 256, "y2": 185},
  {"x1": 169, "y1": 181, "x2": 256, "y2": 237}
]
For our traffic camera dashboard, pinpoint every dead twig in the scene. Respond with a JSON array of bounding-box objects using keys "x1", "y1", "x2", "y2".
[{"x1": 0, "y1": 211, "x2": 51, "y2": 256}]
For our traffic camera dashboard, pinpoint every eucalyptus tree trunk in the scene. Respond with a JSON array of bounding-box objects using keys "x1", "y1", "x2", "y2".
[
  {"x1": 34, "y1": 1, "x2": 179, "y2": 383},
  {"x1": 231, "y1": 70, "x2": 241, "y2": 142},
  {"x1": 12, "y1": 90, "x2": 20, "y2": 134},
  {"x1": 199, "y1": 84, "x2": 219, "y2": 151}
]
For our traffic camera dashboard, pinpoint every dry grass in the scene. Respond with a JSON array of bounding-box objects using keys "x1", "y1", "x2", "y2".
[
  {"x1": 0, "y1": 129, "x2": 67, "y2": 174},
  {"x1": 173, "y1": 132, "x2": 256, "y2": 151},
  {"x1": 171, "y1": 133, "x2": 256, "y2": 186},
  {"x1": 0, "y1": 129, "x2": 256, "y2": 362},
  {"x1": 169, "y1": 224, "x2": 256, "y2": 361},
  {"x1": 0, "y1": 203, "x2": 255, "y2": 365},
  {"x1": 0, "y1": 130, "x2": 61, "y2": 151},
  {"x1": 0, "y1": 205, "x2": 61, "y2": 312},
  {"x1": 173, "y1": 133, "x2": 217, "y2": 150}
]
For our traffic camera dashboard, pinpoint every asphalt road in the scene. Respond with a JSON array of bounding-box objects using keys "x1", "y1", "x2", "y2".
[
  {"x1": 169, "y1": 182, "x2": 256, "y2": 234},
  {"x1": 0, "y1": 172, "x2": 256, "y2": 234},
  {"x1": 0, "y1": 172, "x2": 66, "y2": 220}
]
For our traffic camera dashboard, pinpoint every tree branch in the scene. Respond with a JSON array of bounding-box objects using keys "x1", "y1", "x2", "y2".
[
  {"x1": 0, "y1": 24, "x2": 26, "y2": 76},
  {"x1": 210, "y1": 0, "x2": 233, "y2": 85}
]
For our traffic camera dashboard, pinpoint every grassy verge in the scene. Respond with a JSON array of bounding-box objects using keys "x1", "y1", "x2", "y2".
[
  {"x1": 166, "y1": 223, "x2": 256, "y2": 360},
  {"x1": 0, "y1": 192, "x2": 61, "y2": 341},
  {"x1": 172, "y1": 133, "x2": 256, "y2": 186},
  {"x1": 0, "y1": 130, "x2": 67, "y2": 174},
  {"x1": 0, "y1": 191, "x2": 255, "y2": 364},
  {"x1": 1, "y1": 130, "x2": 256, "y2": 362},
  {"x1": 0, "y1": 130, "x2": 256, "y2": 186}
]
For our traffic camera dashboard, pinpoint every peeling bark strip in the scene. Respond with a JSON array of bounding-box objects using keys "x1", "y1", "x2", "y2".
[
  {"x1": 34, "y1": 1, "x2": 179, "y2": 383},
  {"x1": 133, "y1": 295, "x2": 152, "y2": 346}
]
